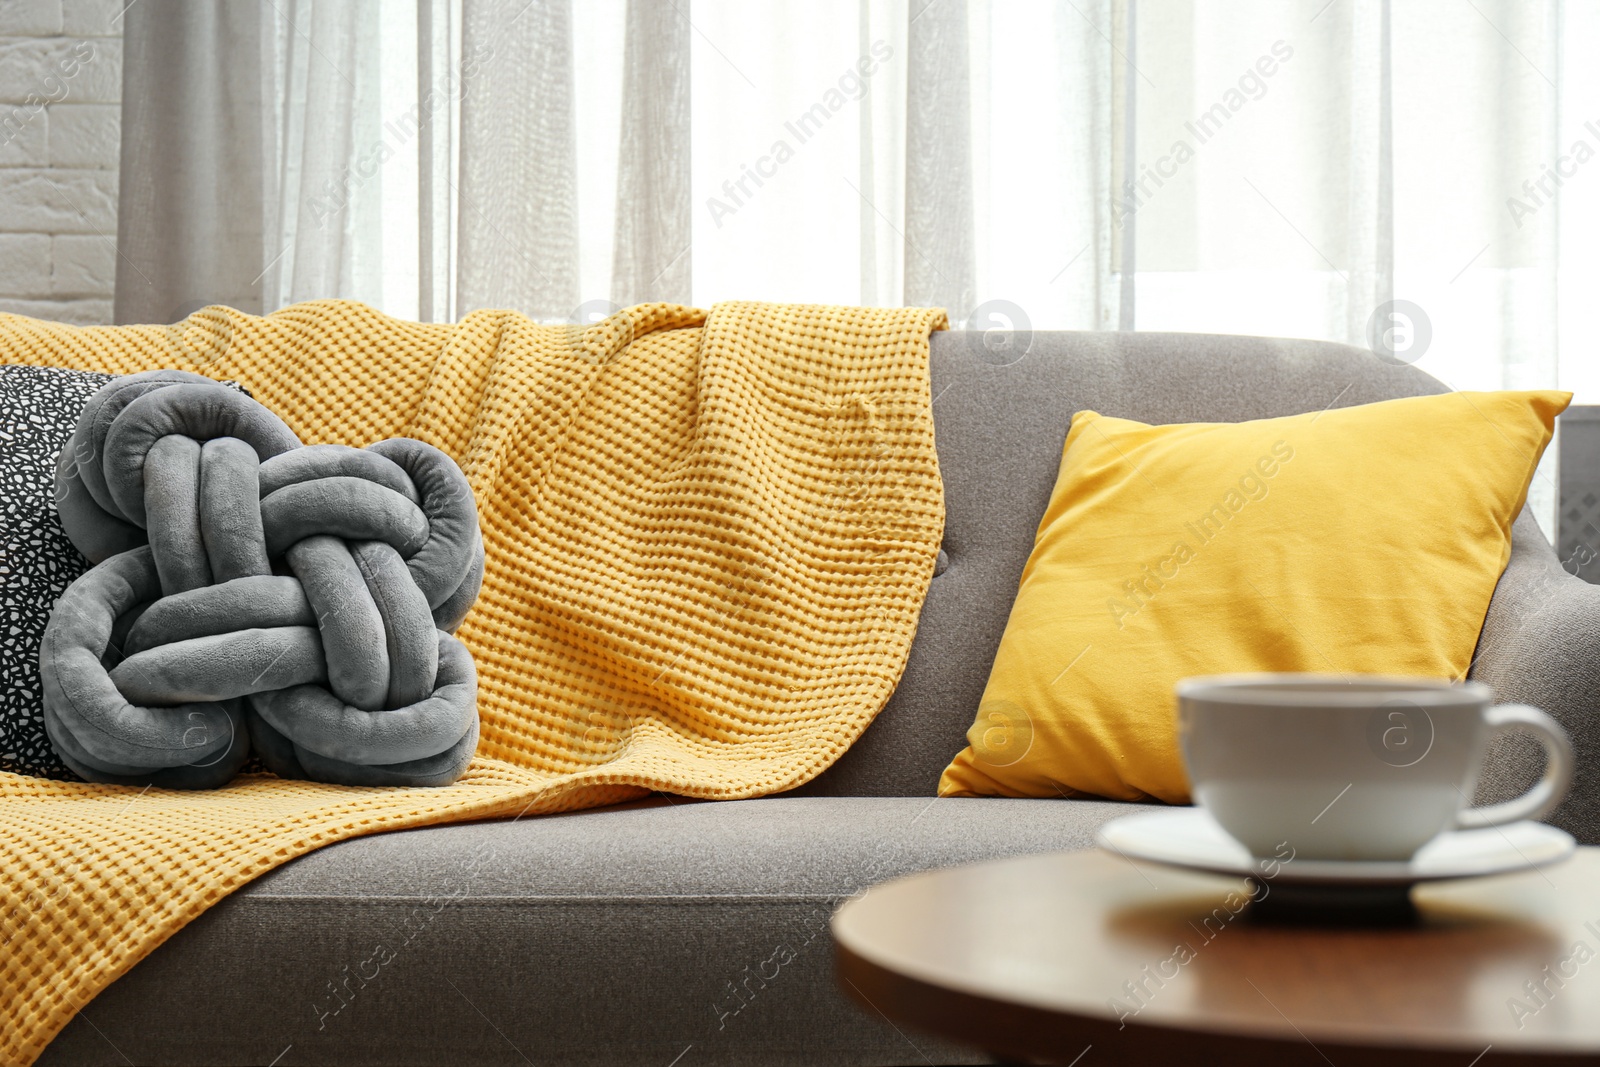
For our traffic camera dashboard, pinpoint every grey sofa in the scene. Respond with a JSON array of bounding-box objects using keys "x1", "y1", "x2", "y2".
[{"x1": 39, "y1": 330, "x2": 1600, "y2": 1066}]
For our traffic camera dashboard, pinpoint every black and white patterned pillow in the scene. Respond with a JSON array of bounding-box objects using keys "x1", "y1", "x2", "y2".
[{"x1": 0, "y1": 365, "x2": 114, "y2": 779}]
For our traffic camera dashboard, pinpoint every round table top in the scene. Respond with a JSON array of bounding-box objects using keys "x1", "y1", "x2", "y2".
[{"x1": 832, "y1": 847, "x2": 1600, "y2": 1066}]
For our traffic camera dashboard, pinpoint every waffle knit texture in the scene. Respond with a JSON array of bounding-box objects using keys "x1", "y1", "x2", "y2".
[{"x1": 0, "y1": 299, "x2": 948, "y2": 1063}]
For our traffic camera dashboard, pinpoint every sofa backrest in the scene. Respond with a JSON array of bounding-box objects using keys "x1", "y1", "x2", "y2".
[{"x1": 797, "y1": 329, "x2": 1448, "y2": 797}]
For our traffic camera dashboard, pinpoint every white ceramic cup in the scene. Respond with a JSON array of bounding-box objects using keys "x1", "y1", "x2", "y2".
[{"x1": 1177, "y1": 674, "x2": 1574, "y2": 862}]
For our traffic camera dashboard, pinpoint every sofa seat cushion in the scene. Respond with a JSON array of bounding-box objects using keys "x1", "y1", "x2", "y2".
[{"x1": 39, "y1": 795, "x2": 1154, "y2": 1067}]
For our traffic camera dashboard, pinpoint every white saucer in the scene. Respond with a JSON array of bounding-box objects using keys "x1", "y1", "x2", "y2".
[{"x1": 1095, "y1": 807, "x2": 1575, "y2": 886}]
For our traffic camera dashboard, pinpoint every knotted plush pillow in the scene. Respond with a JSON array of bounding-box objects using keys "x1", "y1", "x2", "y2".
[{"x1": 41, "y1": 370, "x2": 485, "y2": 789}]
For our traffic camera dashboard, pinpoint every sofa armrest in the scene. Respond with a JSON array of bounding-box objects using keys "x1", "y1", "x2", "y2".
[{"x1": 1469, "y1": 508, "x2": 1600, "y2": 843}]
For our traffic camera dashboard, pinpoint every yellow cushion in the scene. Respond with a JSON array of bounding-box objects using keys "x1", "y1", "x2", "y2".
[{"x1": 938, "y1": 389, "x2": 1571, "y2": 803}]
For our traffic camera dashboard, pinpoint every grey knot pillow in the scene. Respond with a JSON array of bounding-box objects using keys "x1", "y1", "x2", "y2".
[{"x1": 40, "y1": 370, "x2": 486, "y2": 789}]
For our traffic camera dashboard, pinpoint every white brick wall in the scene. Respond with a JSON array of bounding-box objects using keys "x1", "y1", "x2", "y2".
[{"x1": 0, "y1": 0, "x2": 122, "y2": 325}]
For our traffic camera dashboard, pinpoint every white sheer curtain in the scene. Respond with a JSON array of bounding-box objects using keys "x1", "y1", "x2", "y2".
[
  {"x1": 260, "y1": 1, "x2": 387, "y2": 310},
  {"x1": 118, "y1": 0, "x2": 1597, "y2": 400}
]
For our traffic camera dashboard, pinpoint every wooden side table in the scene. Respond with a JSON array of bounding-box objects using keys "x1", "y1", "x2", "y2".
[{"x1": 833, "y1": 847, "x2": 1600, "y2": 1066}]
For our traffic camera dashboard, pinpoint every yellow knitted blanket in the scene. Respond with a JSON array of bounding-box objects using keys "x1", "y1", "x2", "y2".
[{"x1": 0, "y1": 299, "x2": 946, "y2": 1063}]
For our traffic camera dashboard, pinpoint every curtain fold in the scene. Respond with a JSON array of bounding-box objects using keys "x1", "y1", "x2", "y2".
[
  {"x1": 114, "y1": 1, "x2": 267, "y2": 324},
  {"x1": 264, "y1": 1, "x2": 386, "y2": 310},
  {"x1": 609, "y1": 0, "x2": 691, "y2": 307},
  {"x1": 902, "y1": 0, "x2": 975, "y2": 317},
  {"x1": 1340, "y1": 0, "x2": 1394, "y2": 347},
  {"x1": 416, "y1": 0, "x2": 458, "y2": 323},
  {"x1": 856, "y1": 0, "x2": 895, "y2": 306},
  {"x1": 456, "y1": 0, "x2": 579, "y2": 319}
]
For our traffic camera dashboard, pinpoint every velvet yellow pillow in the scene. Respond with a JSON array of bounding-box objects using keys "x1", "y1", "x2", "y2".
[{"x1": 938, "y1": 389, "x2": 1571, "y2": 803}]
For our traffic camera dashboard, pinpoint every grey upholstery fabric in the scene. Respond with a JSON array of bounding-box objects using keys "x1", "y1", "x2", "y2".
[
  {"x1": 44, "y1": 373, "x2": 485, "y2": 787},
  {"x1": 38, "y1": 795, "x2": 1152, "y2": 1067},
  {"x1": 1469, "y1": 508, "x2": 1600, "y2": 840}
]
